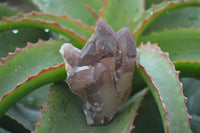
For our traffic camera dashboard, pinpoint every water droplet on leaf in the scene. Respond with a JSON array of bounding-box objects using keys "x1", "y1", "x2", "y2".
[
  {"x1": 44, "y1": 29, "x2": 50, "y2": 32},
  {"x1": 12, "y1": 29, "x2": 18, "y2": 34}
]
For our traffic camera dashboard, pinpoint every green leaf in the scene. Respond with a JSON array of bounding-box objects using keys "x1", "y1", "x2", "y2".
[
  {"x1": 31, "y1": 0, "x2": 103, "y2": 26},
  {"x1": 144, "y1": 0, "x2": 191, "y2": 9},
  {"x1": 7, "y1": 85, "x2": 51, "y2": 131},
  {"x1": 190, "y1": 115, "x2": 200, "y2": 133},
  {"x1": 3, "y1": 0, "x2": 38, "y2": 12},
  {"x1": 141, "y1": 28, "x2": 200, "y2": 62},
  {"x1": 101, "y1": 0, "x2": 144, "y2": 31},
  {"x1": 0, "y1": 3, "x2": 20, "y2": 19},
  {"x1": 6, "y1": 104, "x2": 40, "y2": 131},
  {"x1": 132, "y1": 69, "x2": 146, "y2": 94},
  {"x1": 138, "y1": 43, "x2": 191, "y2": 133},
  {"x1": 181, "y1": 78, "x2": 200, "y2": 133},
  {"x1": 0, "y1": 114, "x2": 30, "y2": 133},
  {"x1": 2, "y1": 12, "x2": 94, "y2": 39},
  {"x1": 0, "y1": 28, "x2": 50, "y2": 57},
  {"x1": 0, "y1": 12, "x2": 93, "y2": 47},
  {"x1": 174, "y1": 61, "x2": 200, "y2": 80},
  {"x1": 133, "y1": 91, "x2": 164, "y2": 133},
  {"x1": 130, "y1": 1, "x2": 200, "y2": 42},
  {"x1": 0, "y1": 39, "x2": 67, "y2": 117},
  {"x1": 35, "y1": 82, "x2": 148, "y2": 133},
  {"x1": 140, "y1": 28, "x2": 200, "y2": 80},
  {"x1": 0, "y1": 5, "x2": 50, "y2": 58},
  {"x1": 182, "y1": 78, "x2": 200, "y2": 115},
  {"x1": 19, "y1": 84, "x2": 50, "y2": 109},
  {"x1": 145, "y1": 0, "x2": 163, "y2": 9},
  {"x1": 144, "y1": 6, "x2": 200, "y2": 35}
]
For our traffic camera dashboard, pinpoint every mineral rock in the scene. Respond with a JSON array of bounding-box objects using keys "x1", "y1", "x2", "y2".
[{"x1": 60, "y1": 18, "x2": 137, "y2": 125}]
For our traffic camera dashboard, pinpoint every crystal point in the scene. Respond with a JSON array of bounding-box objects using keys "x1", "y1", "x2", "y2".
[{"x1": 60, "y1": 18, "x2": 137, "y2": 125}]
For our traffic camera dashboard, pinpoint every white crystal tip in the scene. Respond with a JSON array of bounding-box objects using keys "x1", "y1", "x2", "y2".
[{"x1": 59, "y1": 43, "x2": 72, "y2": 56}]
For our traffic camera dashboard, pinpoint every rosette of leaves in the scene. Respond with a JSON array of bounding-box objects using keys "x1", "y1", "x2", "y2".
[{"x1": 0, "y1": 0, "x2": 200, "y2": 133}]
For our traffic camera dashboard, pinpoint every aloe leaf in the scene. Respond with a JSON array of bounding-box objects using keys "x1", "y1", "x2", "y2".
[
  {"x1": 138, "y1": 43, "x2": 191, "y2": 133},
  {"x1": 0, "y1": 28, "x2": 50, "y2": 57},
  {"x1": 0, "y1": 12, "x2": 93, "y2": 47},
  {"x1": 6, "y1": 104, "x2": 40, "y2": 131},
  {"x1": 140, "y1": 28, "x2": 200, "y2": 79},
  {"x1": 1, "y1": 12, "x2": 94, "y2": 39},
  {"x1": 181, "y1": 78, "x2": 200, "y2": 132},
  {"x1": 7, "y1": 85, "x2": 50, "y2": 131},
  {"x1": 133, "y1": 91, "x2": 164, "y2": 133},
  {"x1": 0, "y1": 114, "x2": 30, "y2": 133},
  {"x1": 0, "y1": 39, "x2": 68, "y2": 117},
  {"x1": 130, "y1": 1, "x2": 200, "y2": 41},
  {"x1": 144, "y1": 0, "x2": 195, "y2": 9},
  {"x1": 132, "y1": 70, "x2": 146, "y2": 94},
  {"x1": 141, "y1": 28, "x2": 200, "y2": 62},
  {"x1": 0, "y1": 5, "x2": 50, "y2": 58},
  {"x1": 35, "y1": 82, "x2": 148, "y2": 133},
  {"x1": 174, "y1": 61, "x2": 200, "y2": 80},
  {"x1": 144, "y1": 6, "x2": 200, "y2": 35},
  {"x1": 145, "y1": 0, "x2": 163, "y2": 9},
  {"x1": 190, "y1": 115, "x2": 200, "y2": 133},
  {"x1": 19, "y1": 84, "x2": 50, "y2": 109},
  {"x1": 31, "y1": 0, "x2": 103, "y2": 26},
  {"x1": 2, "y1": 0, "x2": 35, "y2": 13},
  {"x1": 101, "y1": 0, "x2": 144, "y2": 31},
  {"x1": 0, "y1": 62, "x2": 65, "y2": 118},
  {"x1": 0, "y1": 3, "x2": 20, "y2": 19},
  {"x1": 182, "y1": 78, "x2": 200, "y2": 115}
]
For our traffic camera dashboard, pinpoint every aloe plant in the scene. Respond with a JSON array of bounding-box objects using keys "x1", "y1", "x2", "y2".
[{"x1": 0, "y1": 0, "x2": 200, "y2": 133}]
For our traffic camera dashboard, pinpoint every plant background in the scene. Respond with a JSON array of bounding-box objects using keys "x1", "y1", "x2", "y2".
[{"x1": 0, "y1": 0, "x2": 200, "y2": 133}]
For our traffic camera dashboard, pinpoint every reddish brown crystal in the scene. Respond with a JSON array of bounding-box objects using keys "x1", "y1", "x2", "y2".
[{"x1": 60, "y1": 18, "x2": 136, "y2": 125}]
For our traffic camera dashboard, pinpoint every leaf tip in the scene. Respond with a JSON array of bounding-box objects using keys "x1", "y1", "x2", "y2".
[
  {"x1": 84, "y1": 4, "x2": 99, "y2": 20},
  {"x1": 15, "y1": 47, "x2": 21, "y2": 52},
  {"x1": 176, "y1": 71, "x2": 180, "y2": 77},
  {"x1": 8, "y1": 52, "x2": 15, "y2": 57},
  {"x1": 26, "y1": 42, "x2": 33, "y2": 47},
  {"x1": 38, "y1": 39, "x2": 44, "y2": 43},
  {"x1": 184, "y1": 96, "x2": 188, "y2": 102},
  {"x1": 60, "y1": 14, "x2": 69, "y2": 19},
  {"x1": 99, "y1": 0, "x2": 109, "y2": 16}
]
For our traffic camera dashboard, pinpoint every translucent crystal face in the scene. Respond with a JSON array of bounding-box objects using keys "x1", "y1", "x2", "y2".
[{"x1": 60, "y1": 18, "x2": 137, "y2": 125}]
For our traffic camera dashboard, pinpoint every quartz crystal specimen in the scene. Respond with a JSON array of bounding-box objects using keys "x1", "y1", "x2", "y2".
[{"x1": 60, "y1": 18, "x2": 137, "y2": 125}]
